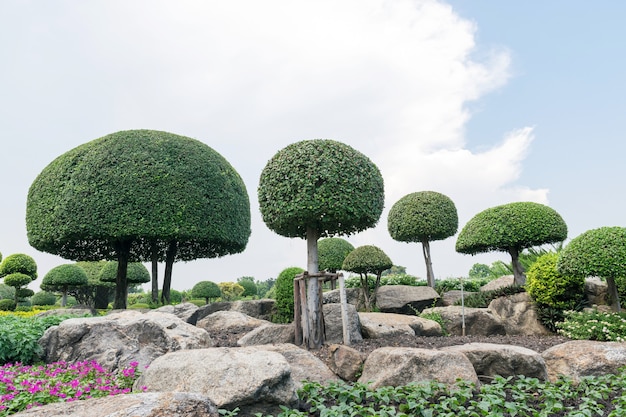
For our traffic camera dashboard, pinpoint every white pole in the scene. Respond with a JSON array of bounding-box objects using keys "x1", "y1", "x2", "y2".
[
  {"x1": 338, "y1": 273, "x2": 350, "y2": 345},
  {"x1": 461, "y1": 276, "x2": 466, "y2": 336}
]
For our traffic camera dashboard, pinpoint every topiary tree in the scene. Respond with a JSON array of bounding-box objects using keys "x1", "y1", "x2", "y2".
[
  {"x1": 218, "y1": 282, "x2": 245, "y2": 301},
  {"x1": 557, "y1": 227, "x2": 626, "y2": 312},
  {"x1": 342, "y1": 245, "x2": 392, "y2": 311},
  {"x1": 26, "y1": 130, "x2": 251, "y2": 309},
  {"x1": 31, "y1": 291, "x2": 58, "y2": 306},
  {"x1": 71, "y1": 261, "x2": 114, "y2": 309},
  {"x1": 526, "y1": 252, "x2": 585, "y2": 310},
  {"x1": 258, "y1": 139, "x2": 384, "y2": 348},
  {"x1": 41, "y1": 264, "x2": 89, "y2": 307},
  {"x1": 4, "y1": 273, "x2": 33, "y2": 306},
  {"x1": 0, "y1": 254, "x2": 38, "y2": 306},
  {"x1": 237, "y1": 276, "x2": 257, "y2": 297},
  {"x1": 274, "y1": 266, "x2": 305, "y2": 323},
  {"x1": 191, "y1": 281, "x2": 221, "y2": 304},
  {"x1": 99, "y1": 261, "x2": 150, "y2": 304},
  {"x1": 387, "y1": 191, "x2": 458, "y2": 288},
  {"x1": 455, "y1": 202, "x2": 567, "y2": 286},
  {"x1": 318, "y1": 238, "x2": 354, "y2": 273}
]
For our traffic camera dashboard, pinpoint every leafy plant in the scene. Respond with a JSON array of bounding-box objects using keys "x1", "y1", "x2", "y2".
[
  {"x1": 191, "y1": 281, "x2": 221, "y2": 304},
  {"x1": 455, "y1": 285, "x2": 526, "y2": 308},
  {"x1": 526, "y1": 252, "x2": 585, "y2": 310},
  {"x1": 273, "y1": 267, "x2": 304, "y2": 323},
  {"x1": 342, "y1": 245, "x2": 392, "y2": 311},
  {"x1": 557, "y1": 309, "x2": 626, "y2": 342},
  {"x1": 318, "y1": 238, "x2": 354, "y2": 273}
]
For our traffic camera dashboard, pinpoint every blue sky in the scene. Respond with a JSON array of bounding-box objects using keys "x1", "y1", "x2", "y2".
[{"x1": 1, "y1": 1, "x2": 624, "y2": 292}]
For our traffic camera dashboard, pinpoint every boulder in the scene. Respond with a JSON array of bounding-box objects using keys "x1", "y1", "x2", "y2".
[
  {"x1": 196, "y1": 299, "x2": 276, "y2": 322},
  {"x1": 441, "y1": 290, "x2": 478, "y2": 306},
  {"x1": 12, "y1": 392, "x2": 218, "y2": 417},
  {"x1": 585, "y1": 277, "x2": 609, "y2": 306},
  {"x1": 422, "y1": 306, "x2": 505, "y2": 336},
  {"x1": 358, "y1": 347, "x2": 479, "y2": 388},
  {"x1": 488, "y1": 293, "x2": 551, "y2": 336},
  {"x1": 328, "y1": 344, "x2": 365, "y2": 381},
  {"x1": 154, "y1": 302, "x2": 201, "y2": 324},
  {"x1": 359, "y1": 312, "x2": 442, "y2": 339},
  {"x1": 541, "y1": 341, "x2": 626, "y2": 382},
  {"x1": 196, "y1": 310, "x2": 269, "y2": 334},
  {"x1": 375, "y1": 285, "x2": 440, "y2": 314},
  {"x1": 323, "y1": 287, "x2": 365, "y2": 309},
  {"x1": 237, "y1": 323, "x2": 295, "y2": 346},
  {"x1": 442, "y1": 343, "x2": 548, "y2": 382},
  {"x1": 135, "y1": 347, "x2": 297, "y2": 410},
  {"x1": 480, "y1": 275, "x2": 514, "y2": 292},
  {"x1": 323, "y1": 303, "x2": 362, "y2": 344},
  {"x1": 39, "y1": 310, "x2": 213, "y2": 371}
]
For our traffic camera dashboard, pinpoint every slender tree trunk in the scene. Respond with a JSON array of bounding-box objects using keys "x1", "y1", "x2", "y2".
[
  {"x1": 422, "y1": 239, "x2": 436, "y2": 288},
  {"x1": 360, "y1": 274, "x2": 372, "y2": 312},
  {"x1": 372, "y1": 272, "x2": 383, "y2": 309},
  {"x1": 113, "y1": 240, "x2": 131, "y2": 309},
  {"x1": 304, "y1": 227, "x2": 324, "y2": 349},
  {"x1": 509, "y1": 247, "x2": 526, "y2": 286},
  {"x1": 161, "y1": 240, "x2": 177, "y2": 305},
  {"x1": 61, "y1": 290, "x2": 68, "y2": 307},
  {"x1": 151, "y1": 243, "x2": 159, "y2": 304},
  {"x1": 606, "y1": 277, "x2": 622, "y2": 312}
]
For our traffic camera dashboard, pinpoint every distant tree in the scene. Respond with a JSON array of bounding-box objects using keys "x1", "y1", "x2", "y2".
[
  {"x1": 342, "y1": 245, "x2": 392, "y2": 311},
  {"x1": 31, "y1": 290, "x2": 57, "y2": 306},
  {"x1": 468, "y1": 263, "x2": 492, "y2": 280},
  {"x1": 558, "y1": 227, "x2": 626, "y2": 312},
  {"x1": 191, "y1": 281, "x2": 221, "y2": 304},
  {"x1": 274, "y1": 267, "x2": 305, "y2": 323},
  {"x1": 26, "y1": 130, "x2": 251, "y2": 309},
  {"x1": 318, "y1": 238, "x2": 354, "y2": 273},
  {"x1": 99, "y1": 261, "x2": 150, "y2": 300},
  {"x1": 218, "y1": 282, "x2": 245, "y2": 301},
  {"x1": 387, "y1": 191, "x2": 458, "y2": 288},
  {"x1": 237, "y1": 276, "x2": 257, "y2": 297},
  {"x1": 455, "y1": 202, "x2": 567, "y2": 286},
  {"x1": 41, "y1": 264, "x2": 88, "y2": 307},
  {"x1": 0, "y1": 254, "x2": 37, "y2": 306},
  {"x1": 259, "y1": 139, "x2": 384, "y2": 348},
  {"x1": 255, "y1": 277, "x2": 276, "y2": 299},
  {"x1": 381, "y1": 265, "x2": 407, "y2": 277}
]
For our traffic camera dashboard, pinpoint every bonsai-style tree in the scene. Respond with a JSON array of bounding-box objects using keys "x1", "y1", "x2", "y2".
[
  {"x1": 191, "y1": 281, "x2": 221, "y2": 304},
  {"x1": 258, "y1": 139, "x2": 384, "y2": 348},
  {"x1": 455, "y1": 202, "x2": 567, "y2": 286},
  {"x1": 342, "y1": 245, "x2": 392, "y2": 311},
  {"x1": 318, "y1": 238, "x2": 354, "y2": 273},
  {"x1": 41, "y1": 264, "x2": 89, "y2": 307},
  {"x1": 387, "y1": 191, "x2": 458, "y2": 288},
  {"x1": 72, "y1": 261, "x2": 114, "y2": 309},
  {"x1": 557, "y1": 227, "x2": 626, "y2": 311},
  {"x1": 99, "y1": 261, "x2": 150, "y2": 305},
  {"x1": 0, "y1": 254, "x2": 38, "y2": 306},
  {"x1": 26, "y1": 130, "x2": 251, "y2": 309}
]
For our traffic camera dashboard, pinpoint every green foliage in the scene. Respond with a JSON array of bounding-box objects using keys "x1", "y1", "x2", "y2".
[
  {"x1": 557, "y1": 310, "x2": 626, "y2": 342},
  {"x1": 0, "y1": 299, "x2": 16, "y2": 311},
  {"x1": 4, "y1": 273, "x2": 33, "y2": 289},
  {"x1": 381, "y1": 265, "x2": 406, "y2": 276},
  {"x1": 218, "y1": 282, "x2": 245, "y2": 301},
  {"x1": 526, "y1": 253, "x2": 585, "y2": 309},
  {"x1": 0, "y1": 284, "x2": 14, "y2": 300},
  {"x1": 456, "y1": 202, "x2": 567, "y2": 255},
  {"x1": 342, "y1": 245, "x2": 392, "y2": 276},
  {"x1": 419, "y1": 310, "x2": 449, "y2": 336},
  {"x1": 318, "y1": 238, "x2": 354, "y2": 273},
  {"x1": 255, "y1": 277, "x2": 275, "y2": 299},
  {"x1": 42, "y1": 263, "x2": 89, "y2": 289},
  {"x1": 98, "y1": 261, "x2": 150, "y2": 284},
  {"x1": 345, "y1": 273, "x2": 423, "y2": 290},
  {"x1": 274, "y1": 267, "x2": 304, "y2": 323},
  {"x1": 0, "y1": 253, "x2": 38, "y2": 280},
  {"x1": 456, "y1": 285, "x2": 526, "y2": 308},
  {"x1": 191, "y1": 280, "x2": 221, "y2": 304},
  {"x1": 258, "y1": 139, "x2": 384, "y2": 239},
  {"x1": 387, "y1": 191, "x2": 458, "y2": 243},
  {"x1": 434, "y1": 276, "x2": 493, "y2": 294},
  {"x1": 129, "y1": 303, "x2": 150, "y2": 309},
  {"x1": 26, "y1": 129, "x2": 251, "y2": 263},
  {"x1": 468, "y1": 263, "x2": 492, "y2": 279},
  {"x1": 558, "y1": 227, "x2": 626, "y2": 279},
  {"x1": 237, "y1": 276, "x2": 257, "y2": 297}
]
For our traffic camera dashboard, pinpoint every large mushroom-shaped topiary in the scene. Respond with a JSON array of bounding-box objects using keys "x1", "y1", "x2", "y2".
[
  {"x1": 557, "y1": 226, "x2": 626, "y2": 312},
  {"x1": 41, "y1": 264, "x2": 89, "y2": 307},
  {"x1": 456, "y1": 202, "x2": 567, "y2": 286},
  {"x1": 342, "y1": 245, "x2": 392, "y2": 311}
]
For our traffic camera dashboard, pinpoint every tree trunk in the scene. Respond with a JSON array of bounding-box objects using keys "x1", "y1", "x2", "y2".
[
  {"x1": 509, "y1": 247, "x2": 526, "y2": 286},
  {"x1": 161, "y1": 240, "x2": 177, "y2": 305},
  {"x1": 113, "y1": 240, "x2": 131, "y2": 309},
  {"x1": 94, "y1": 286, "x2": 110, "y2": 309},
  {"x1": 360, "y1": 274, "x2": 372, "y2": 312},
  {"x1": 151, "y1": 243, "x2": 159, "y2": 304},
  {"x1": 304, "y1": 227, "x2": 324, "y2": 349},
  {"x1": 422, "y1": 239, "x2": 435, "y2": 288},
  {"x1": 606, "y1": 277, "x2": 622, "y2": 312},
  {"x1": 61, "y1": 290, "x2": 68, "y2": 307}
]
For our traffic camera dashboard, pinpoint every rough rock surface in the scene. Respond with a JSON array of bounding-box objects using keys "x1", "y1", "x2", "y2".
[
  {"x1": 358, "y1": 346, "x2": 479, "y2": 388},
  {"x1": 375, "y1": 285, "x2": 440, "y2": 314},
  {"x1": 441, "y1": 290, "x2": 478, "y2": 306},
  {"x1": 154, "y1": 302, "x2": 201, "y2": 324},
  {"x1": 541, "y1": 340, "x2": 626, "y2": 382},
  {"x1": 237, "y1": 323, "x2": 295, "y2": 346},
  {"x1": 322, "y1": 287, "x2": 365, "y2": 309},
  {"x1": 327, "y1": 344, "x2": 365, "y2": 382},
  {"x1": 39, "y1": 310, "x2": 213, "y2": 371},
  {"x1": 488, "y1": 293, "x2": 552, "y2": 336},
  {"x1": 196, "y1": 299, "x2": 276, "y2": 322},
  {"x1": 196, "y1": 310, "x2": 269, "y2": 334},
  {"x1": 422, "y1": 306, "x2": 506, "y2": 336},
  {"x1": 323, "y1": 303, "x2": 362, "y2": 344},
  {"x1": 12, "y1": 392, "x2": 218, "y2": 417},
  {"x1": 480, "y1": 275, "x2": 514, "y2": 291},
  {"x1": 585, "y1": 277, "x2": 609, "y2": 306},
  {"x1": 359, "y1": 312, "x2": 442, "y2": 338},
  {"x1": 442, "y1": 343, "x2": 548, "y2": 382}
]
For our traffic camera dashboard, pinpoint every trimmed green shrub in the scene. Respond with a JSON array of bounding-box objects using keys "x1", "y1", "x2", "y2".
[
  {"x1": 274, "y1": 267, "x2": 304, "y2": 323},
  {"x1": 342, "y1": 245, "x2": 392, "y2": 311},
  {"x1": 0, "y1": 299, "x2": 16, "y2": 311},
  {"x1": 42, "y1": 264, "x2": 89, "y2": 307},
  {"x1": 0, "y1": 254, "x2": 37, "y2": 280},
  {"x1": 31, "y1": 291, "x2": 58, "y2": 306},
  {"x1": 526, "y1": 252, "x2": 585, "y2": 310},
  {"x1": 0, "y1": 284, "x2": 15, "y2": 300},
  {"x1": 99, "y1": 261, "x2": 150, "y2": 285},
  {"x1": 191, "y1": 281, "x2": 221, "y2": 304},
  {"x1": 318, "y1": 238, "x2": 355, "y2": 273},
  {"x1": 237, "y1": 277, "x2": 257, "y2": 297}
]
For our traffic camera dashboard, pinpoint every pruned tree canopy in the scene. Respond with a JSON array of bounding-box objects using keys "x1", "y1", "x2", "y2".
[
  {"x1": 342, "y1": 245, "x2": 392, "y2": 312},
  {"x1": 99, "y1": 261, "x2": 150, "y2": 285},
  {"x1": 0, "y1": 254, "x2": 37, "y2": 280},
  {"x1": 191, "y1": 280, "x2": 221, "y2": 304},
  {"x1": 318, "y1": 237, "x2": 354, "y2": 273},
  {"x1": 41, "y1": 264, "x2": 89, "y2": 289}
]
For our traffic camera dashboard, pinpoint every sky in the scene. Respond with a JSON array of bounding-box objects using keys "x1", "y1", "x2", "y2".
[{"x1": 1, "y1": 1, "x2": 625, "y2": 292}]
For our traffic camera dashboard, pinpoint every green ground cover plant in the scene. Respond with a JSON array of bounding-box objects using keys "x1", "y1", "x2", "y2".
[{"x1": 557, "y1": 310, "x2": 626, "y2": 342}]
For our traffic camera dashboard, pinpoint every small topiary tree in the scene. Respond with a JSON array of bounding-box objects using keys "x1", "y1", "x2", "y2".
[
  {"x1": 99, "y1": 261, "x2": 150, "y2": 288},
  {"x1": 318, "y1": 238, "x2": 354, "y2": 273},
  {"x1": 31, "y1": 291, "x2": 58, "y2": 306},
  {"x1": 4, "y1": 273, "x2": 33, "y2": 306},
  {"x1": 218, "y1": 282, "x2": 245, "y2": 301},
  {"x1": 342, "y1": 245, "x2": 392, "y2": 311},
  {"x1": 557, "y1": 226, "x2": 626, "y2": 312},
  {"x1": 0, "y1": 254, "x2": 38, "y2": 306},
  {"x1": 274, "y1": 266, "x2": 305, "y2": 323},
  {"x1": 41, "y1": 264, "x2": 89, "y2": 307},
  {"x1": 456, "y1": 202, "x2": 567, "y2": 286},
  {"x1": 191, "y1": 281, "x2": 221, "y2": 304},
  {"x1": 387, "y1": 191, "x2": 458, "y2": 288},
  {"x1": 237, "y1": 276, "x2": 258, "y2": 297}
]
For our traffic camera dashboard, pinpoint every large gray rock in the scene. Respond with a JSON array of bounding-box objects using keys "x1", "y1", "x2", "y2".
[
  {"x1": 135, "y1": 347, "x2": 298, "y2": 410},
  {"x1": 488, "y1": 293, "x2": 551, "y2": 336},
  {"x1": 12, "y1": 392, "x2": 218, "y2": 417},
  {"x1": 441, "y1": 290, "x2": 478, "y2": 306},
  {"x1": 542, "y1": 341, "x2": 626, "y2": 382},
  {"x1": 585, "y1": 277, "x2": 609, "y2": 306},
  {"x1": 323, "y1": 303, "x2": 362, "y2": 344},
  {"x1": 328, "y1": 344, "x2": 365, "y2": 382},
  {"x1": 154, "y1": 302, "x2": 201, "y2": 324},
  {"x1": 196, "y1": 310, "x2": 269, "y2": 334},
  {"x1": 39, "y1": 310, "x2": 213, "y2": 371},
  {"x1": 480, "y1": 275, "x2": 514, "y2": 292},
  {"x1": 323, "y1": 287, "x2": 365, "y2": 309},
  {"x1": 422, "y1": 306, "x2": 506, "y2": 336},
  {"x1": 196, "y1": 299, "x2": 276, "y2": 322},
  {"x1": 359, "y1": 312, "x2": 442, "y2": 338},
  {"x1": 375, "y1": 285, "x2": 440, "y2": 314},
  {"x1": 237, "y1": 323, "x2": 295, "y2": 346},
  {"x1": 358, "y1": 347, "x2": 479, "y2": 388},
  {"x1": 442, "y1": 343, "x2": 548, "y2": 382}
]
